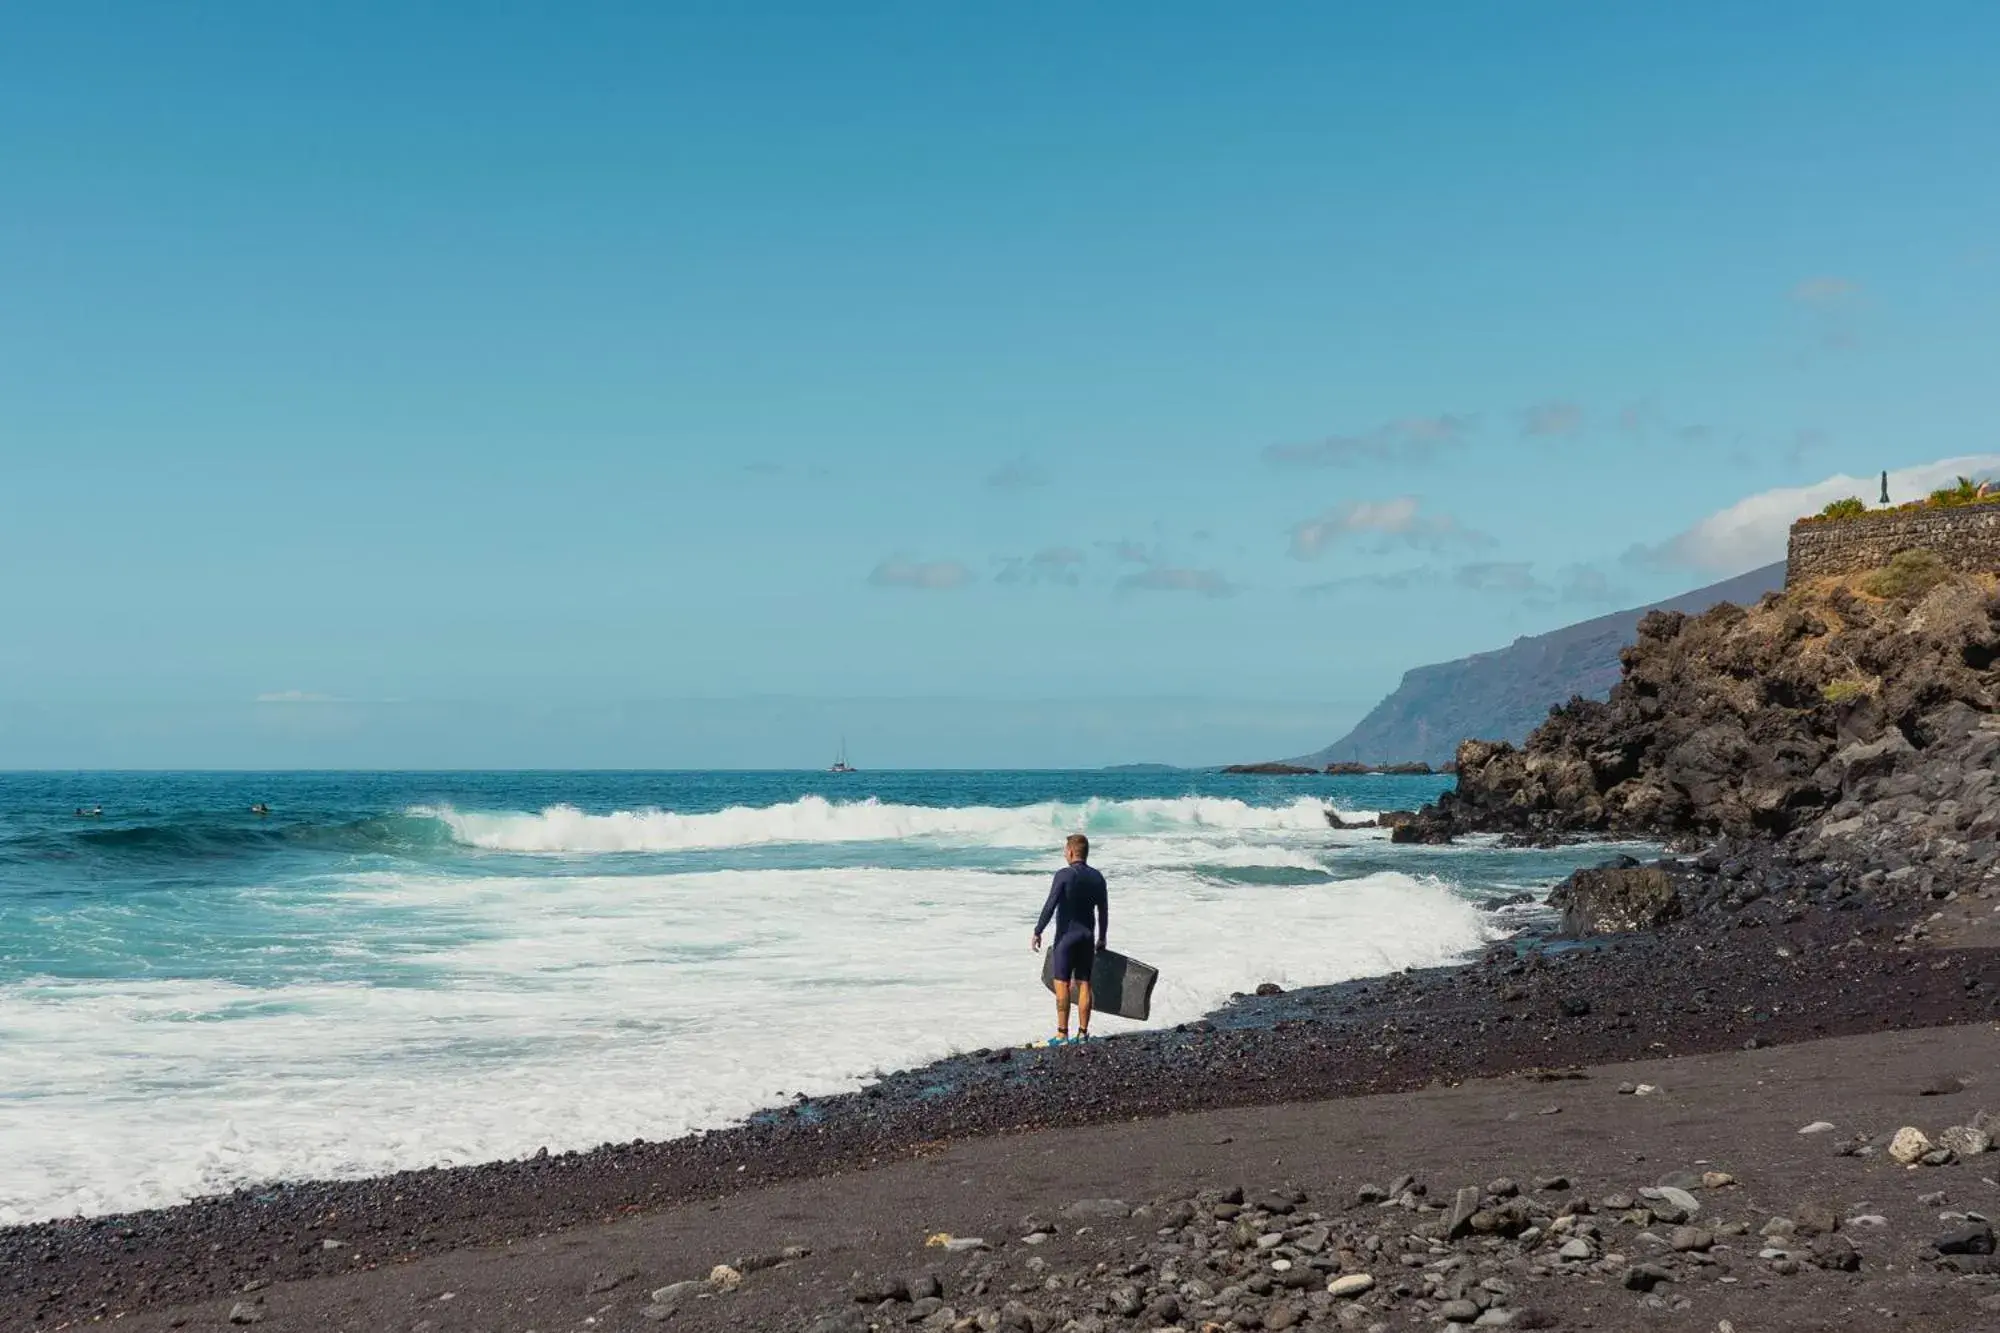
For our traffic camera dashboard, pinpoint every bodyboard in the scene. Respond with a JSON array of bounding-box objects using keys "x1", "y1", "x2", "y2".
[{"x1": 1040, "y1": 946, "x2": 1158, "y2": 1022}]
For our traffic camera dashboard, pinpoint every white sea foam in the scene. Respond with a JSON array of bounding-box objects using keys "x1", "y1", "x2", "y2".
[
  {"x1": 0, "y1": 856, "x2": 1487, "y2": 1224},
  {"x1": 421, "y1": 794, "x2": 1340, "y2": 854}
]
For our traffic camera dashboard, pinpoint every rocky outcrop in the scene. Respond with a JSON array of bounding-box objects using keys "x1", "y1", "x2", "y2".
[
  {"x1": 1547, "y1": 863, "x2": 1684, "y2": 936},
  {"x1": 1396, "y1": 574, "x2": 2000, "y2": 901},
  {"x1": 1300, "y1": 564, "x2": 1786, "y2": 768}
]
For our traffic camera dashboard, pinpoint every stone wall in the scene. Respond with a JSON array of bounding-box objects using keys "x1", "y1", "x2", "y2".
[{"x1": 1787, "y1": 503, "x2": 2000, "y2": 585}]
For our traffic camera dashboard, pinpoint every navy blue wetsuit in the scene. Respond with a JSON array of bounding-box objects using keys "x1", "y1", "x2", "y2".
[{"x1": 1036, "y1": 861, "x2": 1108, "y2": 984}]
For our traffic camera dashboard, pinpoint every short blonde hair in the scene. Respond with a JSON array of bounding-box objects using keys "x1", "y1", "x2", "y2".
[{"x1": 1065, "y1": 833, "x2": 1089, "y2": 858}]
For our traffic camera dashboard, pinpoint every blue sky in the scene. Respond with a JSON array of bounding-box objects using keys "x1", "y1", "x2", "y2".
[{"x1": 4, "y1": 3, "x2": 1999, "y2": 767}]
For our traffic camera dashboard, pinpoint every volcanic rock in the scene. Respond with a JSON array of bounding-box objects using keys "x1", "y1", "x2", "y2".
[
  {"x1": 1935, "y1": 1222, "x2": 1996, "y2": 1256},
  {"x1": 1393, "y1": 572, "x2": 2000, "y2": 865},
  {"x1": 1937, "y1": 1125, "x2": 1993, "y2": 1157},
  {"x1": 1549, "y1": 865, "x2": 1683, "y2": 936},
  {"x1": 1889, "y1": 1127, "x2": 1934, "y2": 1165}
]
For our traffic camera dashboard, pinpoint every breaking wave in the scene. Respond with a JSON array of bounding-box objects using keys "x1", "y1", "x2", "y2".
[{"x1": 418, "y1": 795, "x2": 1348, "y2": 854}]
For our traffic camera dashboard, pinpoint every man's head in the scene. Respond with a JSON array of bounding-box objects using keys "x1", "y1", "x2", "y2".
[{"x1": 1065, "y1": 833, "x2": 1089, "y2": 864}]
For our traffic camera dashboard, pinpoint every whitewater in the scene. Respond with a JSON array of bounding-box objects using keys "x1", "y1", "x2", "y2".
[{"x1": 0, "y1": 769, "x2": 1634, "y2": 1226}]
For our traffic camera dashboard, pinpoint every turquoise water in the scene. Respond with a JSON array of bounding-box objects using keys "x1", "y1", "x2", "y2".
[{"x1": 0, "y1": 770, "x2": 1637, "y2": 1223}]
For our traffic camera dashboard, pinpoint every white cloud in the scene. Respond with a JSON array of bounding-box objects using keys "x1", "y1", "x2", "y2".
[
  {"x1": 985, "y1": 458, "x2": 1048, "y2": 491},
  {"x1": 1558, "y1": 565, "x2": 1620, "y2": 604},
  {"x1": 1289, "y1": 497, "x2": 1490, "y2": 559},
  {"x1": 255, "y1": 690, "x2": 339, "y2": 704},
  {"x1": 1629, "y1": 454, "x2": 2000, "y2": 575},
  {"x1": 867, "y1": 556, "x2": 973, "y2": 590},
  {"x1": 1519, "y1": 401, "x2": 1584, "y2": 438},
  {"x1": 995, "y1": 547, "x2": 1086, "y2": 586},
  {"x1": 1790, "y1": 276, "x2": 1858, "y2": 306},
  {"x1": 1100, "y1": 540, "x2": 1153, "y2": 564},
  {"x1": 1263, "y1": 414, "x2": 1478, "y2": 468},
  {"x1": 1117, "y1": 567, "x2": 1235, "y2": 598},
  {"x1": 1616, "y1": 402, "x2": 1658, "y2": 436},
  {"x1": 1454, "y1": 562, "x2": 1543, "y2": 594},
  {"x1": 1298, "y1": 566, "x2": 1439, "y2": 596}
]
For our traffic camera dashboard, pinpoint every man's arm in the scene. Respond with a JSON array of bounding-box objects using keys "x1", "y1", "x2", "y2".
[
  {"x1": 1033, "y1": 870, "x2": 1064, "y2": 943},
  {"x1": 1095, "y1": 877, "x2": 1109, "y2": 949}
]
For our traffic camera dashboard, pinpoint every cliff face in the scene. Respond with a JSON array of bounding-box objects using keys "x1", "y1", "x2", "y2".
[
  {"x1": 1300, "y1": 564, "x2": 1785, "y2": 767},
  {"x1": 1399, "y1": 573, "x2": 2000, "y2": 886}
]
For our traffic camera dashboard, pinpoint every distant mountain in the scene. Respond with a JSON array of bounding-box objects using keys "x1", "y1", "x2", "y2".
[{"x1": 1293, "y1": 562, "x2": 1787, "y2": 769}]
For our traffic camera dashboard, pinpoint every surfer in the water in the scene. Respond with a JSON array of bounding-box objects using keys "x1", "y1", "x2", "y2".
[{"x1": 1031, "y1": 833, "x2": 1109, "y2": 1045}]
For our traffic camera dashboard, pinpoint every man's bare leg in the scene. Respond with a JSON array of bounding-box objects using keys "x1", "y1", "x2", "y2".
[
  {"x1": 1052, "y1": 979, "x2": 1072, "y2": 1041},
  {"x1": 1076, "y1": 980, "x2": 1093, "y2": 1038}
]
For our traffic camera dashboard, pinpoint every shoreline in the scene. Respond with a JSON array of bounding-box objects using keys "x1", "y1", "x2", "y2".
[
  {"x1": 0, "y1": 820, "x2": 1559, "y2": 1231},
  {"x1": 28, "y1": 1023, "x2": 2000, "y2": 1333},
  {"x1": 10, "y1": 868, "x2": 2000, "y2": 1328}
]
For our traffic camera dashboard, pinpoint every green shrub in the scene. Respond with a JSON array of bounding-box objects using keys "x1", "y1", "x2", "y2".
[
  {"x1": 1929, "y1": 475, "x2": 1982, "y2": 507},
  {"x1": 1858, "y1": 548, "x2": 1950, "y2": 599},
  {"x1": 1821, "y1": 677, "x2": 1871, "y2": 704},
  {"x1": 1817, "y1": 496, "x2": 1868, "y2": 520}
]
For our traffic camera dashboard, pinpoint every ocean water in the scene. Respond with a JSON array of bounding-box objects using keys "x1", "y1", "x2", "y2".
[{"x1": 0, "y1": 770, "x2": 1639, "y2": 1226}]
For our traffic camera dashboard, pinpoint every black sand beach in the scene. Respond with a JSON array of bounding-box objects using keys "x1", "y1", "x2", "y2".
[
  {"x1": 9, "y1": 884, "x2": 1999, "y2": 1332},
  {"x1": 17, "y1": 1020, "x2": 2000, "y2": 1333}
]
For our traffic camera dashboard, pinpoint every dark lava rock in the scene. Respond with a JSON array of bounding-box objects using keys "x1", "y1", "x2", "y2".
[
  {"x1": 852, "y1": 1276, "x2": 910, "y2": 1304},
  {"x1": 1670, "y1": 1226, "x2": 1714, "y2": 1253},
  {"x1": 1393, "y1": 573, "x2": 2000, "y2": 870},
  {"x1": 1946, "y1": 1254, "x2": 2000, "y2": 1275},
  {"x1": 1935, "y1": 1222, "x2": 1996, "y2": 1256},
  {"x1": 1623, "y1": 1263, "x2": 1675, "y2": 1291},
  {"x1": 1549, "y1": 866, "x2": 1683, "y2": 937},
  {"x1": 1447, "y1": 1185, "x2": 1483, "y2": 1239},
  {"x1": 1809, "y1": 1234, "x2": 1861, "y2": 1272},
  {"x1": 808, "y1": 1313, "x2": 867, "y2": 1333}
]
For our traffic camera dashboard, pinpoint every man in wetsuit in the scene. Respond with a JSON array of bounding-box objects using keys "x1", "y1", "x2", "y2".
[{"x1": 1031, "y1": 833, "x2": 1109, "y2": 1044}]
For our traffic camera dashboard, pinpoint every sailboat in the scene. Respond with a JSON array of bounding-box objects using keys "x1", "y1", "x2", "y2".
[{"x1": 829, "y1": 738, "x2": 856, "y2": 774}]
